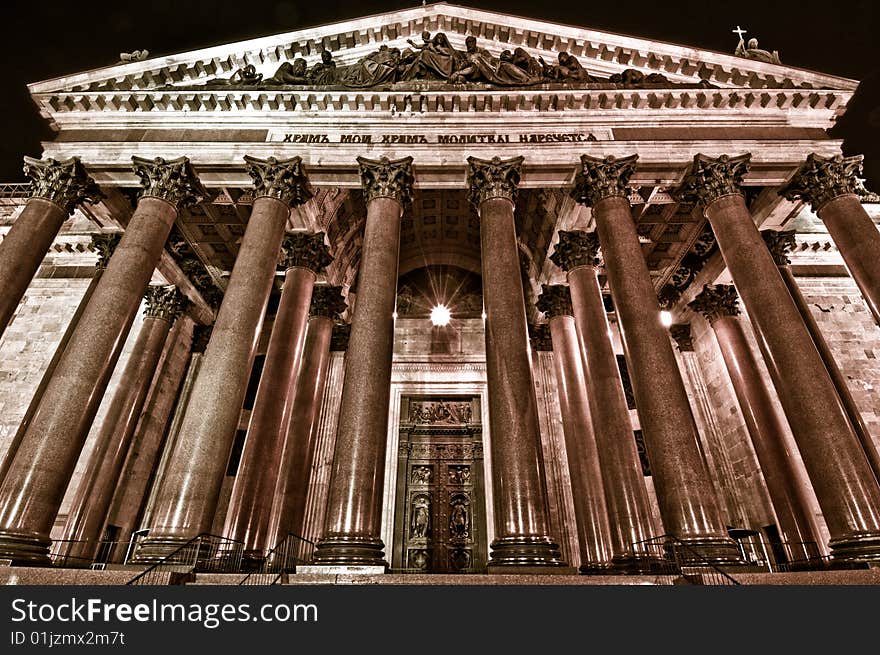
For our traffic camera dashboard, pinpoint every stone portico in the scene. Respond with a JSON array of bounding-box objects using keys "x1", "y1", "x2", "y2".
[{"x1": 1, "y1": 4, "x2": 879, "y2": 578}]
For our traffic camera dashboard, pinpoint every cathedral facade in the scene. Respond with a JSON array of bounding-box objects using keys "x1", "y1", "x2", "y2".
[{"x1": 1, "y1": 3, "x2": 879, "y2": 583}]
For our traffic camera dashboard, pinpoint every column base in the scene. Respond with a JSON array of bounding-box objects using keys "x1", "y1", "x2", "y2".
[
  {"x1": 0, "y1": 530, "x2": 51, "y2": 567},
  {"x1": 312, "y1": 534, "x2": 387, "y2": 568},
  {"x1": 488, "y1": 536, "x2": 567, "y2": 567},
  {"x1": 610, "y1": 554, "x2": 670, "y2": 575},
  {"x1": 669, "y1": 536, "x2": 744, "y2": 566},
  {"x1": 130, "y1": 535, "x2": 190, "y2": 564},
  {"x1": 830, "y1": 533, "x2": 880, "y2": 563},
  {"x1": 578, "y1": 562, "x2": 615, "y2": 575}
]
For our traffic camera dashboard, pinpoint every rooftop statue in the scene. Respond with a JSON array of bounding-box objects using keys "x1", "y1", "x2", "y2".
[
  {"x1": 732, "y1": 26, "x2": 781, "y2": 65},
  {"x1": 194, "y1": 32, "x2": 713, "y2": 90}
]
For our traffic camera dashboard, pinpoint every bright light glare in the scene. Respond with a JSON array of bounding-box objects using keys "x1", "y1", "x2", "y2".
[
  {"x1": 660, "y1": 310, "x2": 673, "y2": 327},
  {"x1": 430, "y1": 304, "x2": 452, "y2": 327}
]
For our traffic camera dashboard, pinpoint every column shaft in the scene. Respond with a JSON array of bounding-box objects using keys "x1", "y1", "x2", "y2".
[
  {"x1": 547, "y1": 315, "x2": 612, "y2": 570},
  {"x1": 819, "y1": 195, "x2": 880, "y2": 325},
  {"x1": 480, "y1": 197, "x2": 562, "y2": 566},
  {"x1": 105, "y1": 318, "x2": 195, "y2": 563},
  {"x1": 140, "y1": 196, "x2": 290, "y2": 557},
  {"x1": 267, "y1": 315, "x2": 334, "y2": 552},
  {"x1": 57, "y1": 312, "x2": 176, "y2": 564},
  {"x1": 710, "y1": 314, "x2": 823, "y2": 562},
  {"x1": 705, "y1": 193, "x2": 880, "y2": 559},
  {"x1": 315, "y1": 197, "x2": 401, "y2": 565},
  {"x1": 0, "y1": 196, "x2": 180, "y2": 564},
  {"x1": 568, "y1": 265, "x2": 658, "y2": 565},
  {"x1": 0, "y1": 270, "x2": 103, "y2": 486},
  {"x1": 776, "y1": 265, "x2": 880, "y2": 483},
  {"x1": 0, "y1": 200, "x2": 67, "y2": 335},
  {"x1": 594, "y1": 196, "x2": 735, "y2": 558},
  {"x1": 223, "y1": 266, "x2": 315, "y2": 558}
]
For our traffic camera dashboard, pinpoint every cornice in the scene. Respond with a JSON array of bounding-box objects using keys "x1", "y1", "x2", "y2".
[{"x1": 33, "y1": 87, "x2": 851, "y2": 117}]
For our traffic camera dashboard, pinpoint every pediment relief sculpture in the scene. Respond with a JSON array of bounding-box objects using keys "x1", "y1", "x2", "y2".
[{"x1": 195, "y1": 32, "x2": 715, "y2": 91}]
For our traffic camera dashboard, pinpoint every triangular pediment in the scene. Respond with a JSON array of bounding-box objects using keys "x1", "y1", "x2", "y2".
[{"x1": 30, "y1": 2, "x2": 856, "y2": 98}]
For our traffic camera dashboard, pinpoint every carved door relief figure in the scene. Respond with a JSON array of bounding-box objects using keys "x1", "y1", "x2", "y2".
[{"x1": 393, "y1": 396, "x2": 486, "y2": 572}]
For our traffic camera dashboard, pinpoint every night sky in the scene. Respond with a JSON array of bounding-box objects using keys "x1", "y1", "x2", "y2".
[{"x1": 1, "y1": 0, "x2": 877, "y2": 185}]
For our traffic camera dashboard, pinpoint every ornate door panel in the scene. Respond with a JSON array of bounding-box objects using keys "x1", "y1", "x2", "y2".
[{"x1": 393, "y1": 397, "x2": 486, "y2": 573}]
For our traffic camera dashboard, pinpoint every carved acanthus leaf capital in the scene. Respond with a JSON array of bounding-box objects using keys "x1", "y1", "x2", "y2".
[
  {"x1": 571, "y1": 154, "x2": 638, "y2": 207},
  {"x1": 357, "y1": 156, "x2": 414, "y2": 206},
  {"x1": 279, "y1": 232, "x2": 333, "y2": 273},
  {"x1": 657, "y1": 285, "x2": 682, "y2": 311},
  {"x1": 466, "y1": 155, "x2": 524, "y2": 207},
  {"x1": 131, "y1": 156, "x2": 205, "y2": 209},
  {"x1": 760, "y1": 229, "x2": 797, "y2": 266},
  {"x1": 674, "y1": 153, "x2": 751, "y2": 208},
  {"x1": 90, "y1": 232, "x2": 123, "y2": 270},
  {"x1": 536, "y1": 284, "x2": 573, "y2": 318},
  {"x1": 669, "y1": 323, "x2": 694, "y2": 352},
  {"x1": 779, "y1": 153, "x2": 864, "y2": 213},
  {"x1": 244, "y1": 155, "x2": 313, "y2": 207},
  {"x1": 550, "y1": 230, "x2": 600, "y2": 272},
  {"x1": 144, "y1": 284, "x2": 187, "y2": 322},
  {"x1": 310, "y1": 286, "x2": 347, "y2": 319},
  {"x1": 23, "y1": 156, "x2": 103, "y2": 215},
  {"x1": 688, "y1": 284, "x2": 741, "y2": 323}
]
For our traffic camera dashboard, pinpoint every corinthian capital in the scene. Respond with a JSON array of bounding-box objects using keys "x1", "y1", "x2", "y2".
[
  {"x1": 23, "y1": 156, "x2": 103, "y2": 215},
  {"x1": 131, "y1": 156, "x2": 205, "y2": 209},
  {"x1": 143, "y1": 284, "x2": 187, "y2": 322},
  {"x1": 674, "y1": 153, "x2": 751, "y2": 207},
  {"x1": 550, "y1": 230, "x2": 600, "y2": 272},
  {"x1": 244, "y1": 155, "x2": 313, "y2": 207},
  {"x1": 571, "y1": 154, "x2": 638, "y2": 207},
  {"x1": 90, "y1": 232, "x2": 122, "y2": 270},
  {"x1": 688, "y1": 284, "x2": 741, "y2": 323},
  {"x1": 779, "y1": 153, "x2": 864, "y2": 213},
  {"x1": 357, "y1": 156, "x2": 414, "y2": 206},
  {"x1": 279, "y1": 232, "x2": 333, "y2": 273},
  {"x1": 309, "y1": 286, "x2": 347, "y2": 319},
  {"x1": 760, "y1": 229, "x2": 797, "y2": 266},
  {"x1": 536, "y1": 285, "x2": 573, "y2": 318},
  {"x1": 466, "y1": 155, "x2": 523, "y2": 206}
]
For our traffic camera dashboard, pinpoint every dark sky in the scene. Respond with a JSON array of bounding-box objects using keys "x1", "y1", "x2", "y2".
[{"x1": 1, "y1": 0, "x2": 877, "y2": 183}]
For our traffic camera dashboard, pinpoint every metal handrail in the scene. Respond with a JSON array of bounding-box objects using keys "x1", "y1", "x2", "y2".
[
  {"x1": 238, "y1": 533, "x2": 316, "y2": 586},
  {"x1": 49, "y1": 539, "x2": 132, "y2": 568},
  {"x1": 632, "y1": 534, "x2": 741, "y2": 585},
  {"x1": 127, "y1": 533, "x2": 244, "y2": 586}
]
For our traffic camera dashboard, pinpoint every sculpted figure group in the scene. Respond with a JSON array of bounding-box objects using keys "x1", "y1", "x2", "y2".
[{"x1": 207, "y1": 32, "x2": 677, "y2": 89}]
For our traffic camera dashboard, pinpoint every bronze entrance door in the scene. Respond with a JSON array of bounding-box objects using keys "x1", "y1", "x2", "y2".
[{"x1": 392, "y1": 396, "x2": 487, "y2": 573}]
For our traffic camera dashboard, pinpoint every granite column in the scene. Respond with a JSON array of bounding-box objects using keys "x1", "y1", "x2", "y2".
[
  {"x1": 0, "y1": 233, "x2": 120, "y2": 487},
  {"x1": 677, "y1": 153, "x2": 880, "y2": 561},
  {"x1": 57, "y1": 285, "x2": 187, "y2": 565},
  {"x1": 138, "y1": 156, "x2": 312, "y2": 560},
  {"x1": 574, "y1": 154, "x2": 738, "y2": 561},
  {"x1": 223, "y1": 233, "x2": 332, "y2": 561},
  {"x1": 762, "y1": 230, "x2": 880, "y2": 484},
  {"x1": 0, "y1": 157, "x2": 102, "y2": 338},
  {"x1": 0, "y1": 156, "x2": 203, "y2": 564},
  {"x1": 314, "y1": 156, "x2": 413, "y2": 567},
  {"x1": 466, "y1": 155, "x2": 564, "y2": 568},
  {"x1": 550, "y1": 231, "x2": 659, "y2": 568},
  {"x1": 689, "y1": 284, "x2": 823, "y2": 563},
  {"x1": 266, "y1": 287, "x2": 346, "y2": 556},
  {"x1": 537, "y1": 285, "x2": 612, "y2": 571}
]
